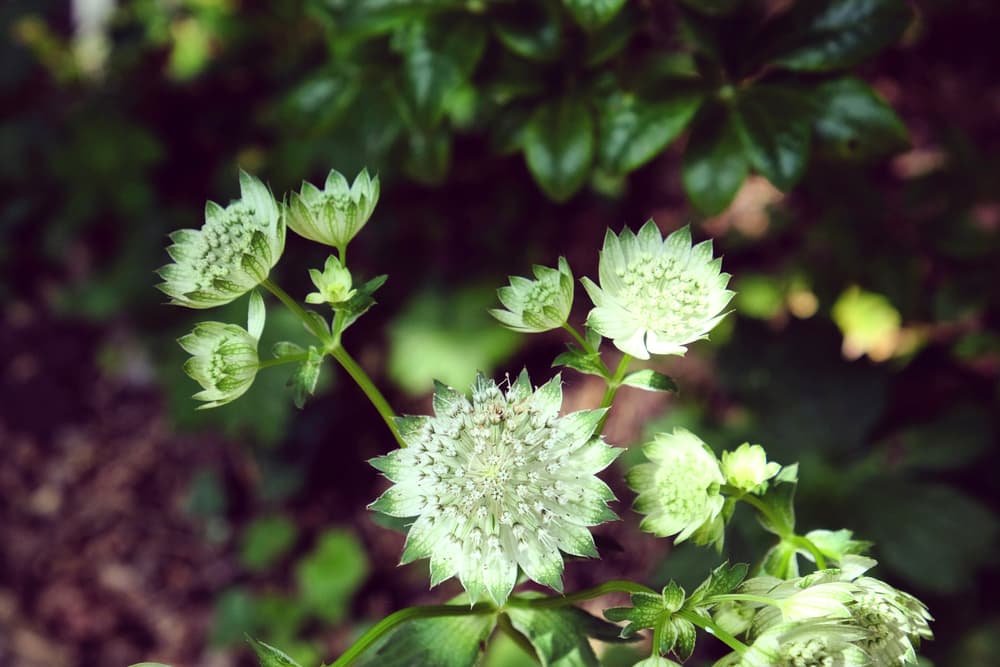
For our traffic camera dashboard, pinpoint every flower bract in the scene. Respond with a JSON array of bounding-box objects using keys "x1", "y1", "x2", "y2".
[
  {"x1": 490, "y1": 256, "x2": 574, "y2": 333},
  {"x1": 582, "y1": 221, "x2": 733, "y2": 359},
  {"x1": 158, "y1": 171, "x2": 283, "y2": 309},
  {"x1": 305, "y1": 255, "x2": 356, "y2": 306},
  {"x1": 178, "y1": 292, "x2": 264, "y2": 409},
  {"x1": 627, "y1": 428, "x2": 725, "y2": 543},
  {"x1": 287, "y1": 168, "x2": 379, "y2": 249},
  {"x1": 368, "y1": 371, "x2": 620, "y2": 605}
]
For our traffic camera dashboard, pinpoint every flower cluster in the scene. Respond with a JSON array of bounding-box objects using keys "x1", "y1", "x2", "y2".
[
  {"x1": 369, "y1": 371, "x2": 620, "y2": 605},
  {"x1": 715, "y1": 557, "x2": 933, "y2": 666},
  {"x1": 158, "y1": 171, "x2": 283, "y2": 309},
  {"x1": 490, "y1": 256, "x2": 575, "y2": 333},
  {"x1": 582, "y1": 221, "x2": 733, "y2": 359}
]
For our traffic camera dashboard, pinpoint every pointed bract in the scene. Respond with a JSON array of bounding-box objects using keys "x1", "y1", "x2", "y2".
[
  {"x1": 286, "y1": 168, "x2": 379, "y2": 248},
  {"x1": 491, "y1": 256, "x2": 574, "y2": 333}
]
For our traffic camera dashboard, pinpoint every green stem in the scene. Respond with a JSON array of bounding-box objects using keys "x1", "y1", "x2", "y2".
[
  {"x1": 329, "y1": 603, "x2": 496, "y2": 667},
  {"x1": 506, "y1": 580, "x2": 657, "y2": 609},
  {"x1": 261, "y1": 278, "x2": 333, "y2": 346},
  {"x1": 789, "y1": 534, "x2": 828, "y2": 570},
  {"x1": 561, "y1": 322, "x2": 598, "y2": 357},
  {"x1": 733, "y1": 491, "x2": 786, "y2": 535},
  {"x1": 596, "y1": 353, "x2": 632, "y2": 433},
  {"x1": 330, "y1": 345, "x2": 405, "y2": 449},
  {"x1": 256, "y1": 353, "x2": 309, "y2": 369},
  {"x1": 651, "y1": 622, "x2": 663, "y2": 657},
  {"x1": 702, "y1": 593, "x2": 781, "y2": 608},
  {"x1": 676, "y1": 610, "x2": 748, "y2": 655}
]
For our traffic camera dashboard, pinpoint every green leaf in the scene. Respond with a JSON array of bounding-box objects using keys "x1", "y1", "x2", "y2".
[
  {"x1": 760, "y1": 541, "x2": 800, "y2": 579},
  {"x1": 682, "y1": 103, "x2": 747, "y2": 214},
  {"x1": 732, "y1": 84, "x2": 813, "y2": 191},
  {"x1": 755, "y1": 473, "x2": 797, "y2": 537},
  {"x1": 599, "y1": 92, "x2": 703, "y2": 175},
  {"x1": 524, "y1": 97, "x2": 595, "y2": 202},
  {"x1": 288, "y1": 346, "x2": 322, "y2": 409},
  {"x1": 356, "y1": 607, "x2": 497, "y2": 667},
  {"x1": 889, "y1": 404, "x2": 994, "y2": 471},
  {"x1": 295, "y1": 529, "x2": 370, "y2": 622},
  {"x1": 493, "y1": 0, "x2": 564, "y2": 62},
  {"x1": 855, "y1": 481, "x2": 998, "y2": 593},
  {"x1": 677, "y1": 0, "x2": 743, "y2": 16},
  {"x1": 339, "y1": 274, "x2": 389, "y2": 332},
  {"x1": 129, "y1": 664, "x2": 172, "y2": 667},
  {"x1": 240, "y1": 515, "x2": 299, "y2": 572},
  {"x1": 759, "y1": 0, "x2": 911, "y2": 71},
  {"x1": 552, "y1": 346, "x2": 608, "y2": 378},
  {"x1": 563, "y1": 0, "x2": 627, "y2": 31},
  {"x1": 247, "y1": 637, "x2": 303, "y2": 667},
  {"x1": 811, "y1": 76, "x2": 909, "y2": 160},
  {"x1": 688, "y1": 562, "x2": 749, "y2": 605},
  {"x1": 621, "y1": 369, "x2": 678, "y2": 393},
  {"x1": 395, "y1": 17, "x2": 487, "y2": 128},
  {"x1": 671, "y1": 618, "x2": 697, "y2": 661},
  {"x1": 272, "y1": 341, "x2": 305, "y2": 359},
  {"x1": 584, "y1": 7, "x2": 640, "y2": 66},
  {"x1": 506, "y1": 604, "x2": 626, "y2": 666}
]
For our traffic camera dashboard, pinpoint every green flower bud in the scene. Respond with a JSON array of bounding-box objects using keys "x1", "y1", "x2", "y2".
[
  {"x1": 490, "y1": 256, "x2": 575, "y2": 333},
  {"x1": 305, "y1": 255, "x2": 356, "y2": 306},
  {"x1": 582, "y1": 221, "x2": 733, "y2": 359},
  {"x1": 177, "y1": 292, "x2": 264, "y2": 409},
  {"x1": 158, "y1": 171, "x2": 283, "y2": 309},
  {"x1": 627, "y1": 428, "x2": 725, "y2": 543},
  {"x1": 287, "y1": 168, "x2": 379, "y2": 248},
  {"x1": 721, "y1": 443, "x2": 781, "y2": 494}
]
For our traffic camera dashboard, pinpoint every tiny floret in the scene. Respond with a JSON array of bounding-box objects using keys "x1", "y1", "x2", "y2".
[
  {"x1": 306, "y1": 255, "x2": 356, "y2": 306},
  {"x1": 490, "y1": 257, "x2": 575, "y2": 333},
  {"x1": 178, "y1": 291, "x2": 265, "y2": 409},
  {"x1": 582, "y1": 221, "x2": 733, "y2": 359},
  {"x1": 739, "y1": 621, "x2": 869, "y2": 667},
  {"x1": 158, "y1": 171, "x2": 284, "y2": 309},
  {"x1": 368, "y1": 371, "x2": 620, "y2": 605},
  {"x1": 287, "y1": 168, "x2": 379, "y2": 249},
  {"x1": 721, "y1": 443, "x2": 782, "y2": 494},
  {"x1": 627, "y1": 428, "x2": 725, "y2": 543}
]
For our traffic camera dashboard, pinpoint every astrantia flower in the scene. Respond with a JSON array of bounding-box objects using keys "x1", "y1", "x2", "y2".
[
  {"x1": 740, "y1": 621, "x2": 869, "y2": 667},
  {"x1": 490, "y1": 257, "x2": 574, "y2": 333},
  {"x1": 305, "y1": 255, "x2": 356, "y2": 306},
  {"x1": 581, "y1": 221, "x2": 733, "y2": 359},
  {"x1": 368, "y1": 371, "x2": 620, "y2": 605},
  {"x1": 721, "y1": 443, "x2": 782, "y2": 494},
  {"x1": 178, "y1": 291, "x2": 265, "y2": 409},
  {"x1": 287, "y1": 168, "x2": 379, "y2": 249},
  {"x1": 158, "y1": 171, "x2": 283, "y2": 309},
  {"x1": 627, "y1": 428, "x2": 725, "y2": 543},
  {"x1": 849, "y1": 576, "x2": 933, "y2": 665}
]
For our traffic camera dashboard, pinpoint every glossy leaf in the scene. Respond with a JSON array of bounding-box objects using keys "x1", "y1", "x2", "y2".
[
  {"x1": 563, "y1": 0, "x2": 627, "y2": 31},
  {"x1": 621, "y1": 369, "x2": 678, "y2": 393},
  {"x1": 247, "y1": 637, "x2": 302, "y2": 667},
  {"x1": 732, "y1": 84, "x2": 813, "y2": 191},
  {"x1": 682, "y1": 104, "x2": 748, "y2": 214},
  {"x1": 599, "y1": 92, "x2": 703, "y2": 175},
  {"x1": 493, "y1": 1, "x2": 564, "y2": 62},
  {"x1": 553, "y1": 346, "x2": 609, "y2": 378},
  {"x1": 356, "y1": 610, "x2": 497, "y2": 667},
  {"x1": 507, "y1": 603, "x2": 626, "y2": 666},
  {"x1": 523, "y1": 97, "x2": 596, "y2": 202},
  {"x1": 812, "y1": 76, "x2": 909, "y2": 160},
  {"x1": 759, "y1": 0, "x2": 911, "y2": 72},
  {"x1": 288, "y1": 346, "x2": 322, "y2": 409}
]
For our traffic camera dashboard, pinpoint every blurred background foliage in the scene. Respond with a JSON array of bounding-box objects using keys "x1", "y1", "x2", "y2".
[{"x1": 1, "y1": 0, "x2": 998, "y2": 666}]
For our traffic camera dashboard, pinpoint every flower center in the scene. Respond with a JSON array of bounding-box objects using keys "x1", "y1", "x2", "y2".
[
  {"x1": 191, "y1": 204, "x2": 264, "y2": 288},
  {"x1": 616, "y1": 254, "x2": 712, "y2": 339}
]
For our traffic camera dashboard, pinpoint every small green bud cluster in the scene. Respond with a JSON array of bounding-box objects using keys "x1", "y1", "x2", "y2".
[{"x1": 306, "y1": 255, "x2": 356, "y2": 306}]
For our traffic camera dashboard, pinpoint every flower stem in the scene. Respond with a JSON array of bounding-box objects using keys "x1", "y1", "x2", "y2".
[
  {"x1": 676, "y1": 609, "x2": 749, "y2": 655},
  {"x1": 722, "y1": 488, "x2": 828, "y2": 570},
  {"x1": 330, "y1": 345, "x2": 405, "y2": 449},
  {"x1": 561, "y1": 322, "x2": 599, "y2": 357},
  {"x1": 789, "y1": 534, "x2": 828, "y2": 570},
  {"x1": 596, "y1": 353, "x2": 632, "y2": 433},
  {"x1": 261, "y1": 277, "x2": 333, "y2": 346},
  {"x1": 256, "y1": 353, "x2": 309, "y2": 369},
  {"x1": 506, "y1": 580, "x2": 657, "y2": 609},
  {"x1": 329, "y1": 603, "x2": 496, "y2": 667},
  {"x1": 702, "y1": 593, "x2": 782, "y2": 608}
]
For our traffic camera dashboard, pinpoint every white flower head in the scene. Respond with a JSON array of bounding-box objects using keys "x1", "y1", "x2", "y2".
[
  {"x1": 305, "y1": 255, "x2": 356, "y2": 306},
  {"x1": 721, "y1": 443, "x2": 782, "y2": 494},
  {"x1": 849, "y1": 577, "x2": 933, "y2": 665},
  {"x1": 177, "y1": 291, "x2": 265, "y2": 409},
  {"x1": 287, "y1": 168, "x2": 379, "y2": 249},
  {"x1": 158, "y1": 171, "x2": 284, "y2": 309},
  {"x1": 369, "y1": 371, "x2": 620, "y2": 605},
  {"x1": 741, "y1": 621, "x2": 870, "y2": 667},
  {"x1": 490, "y1": 256, "x2": 574, "y2": 333},
  {"x1": 627, "y1": 428, "x2": 725, "y2": 543},
  {"x1": 582, "y1": 221, "x2": 733, "y2": 359}
]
